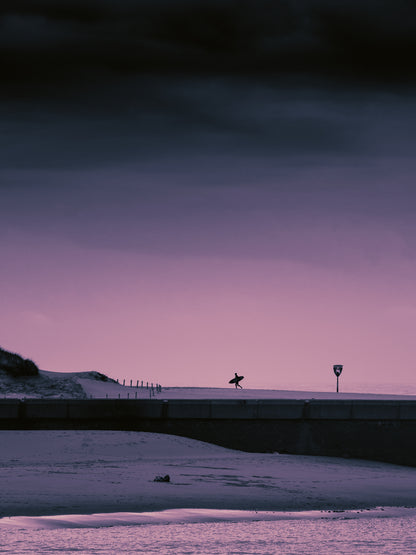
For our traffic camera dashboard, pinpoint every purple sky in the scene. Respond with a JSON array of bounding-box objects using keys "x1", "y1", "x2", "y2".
[{"x1": 1, "y1": 1, "x2": 416, "y2": 391}]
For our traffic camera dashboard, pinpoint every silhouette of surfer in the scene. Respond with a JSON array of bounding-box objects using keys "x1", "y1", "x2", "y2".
[{"x1": 229, "y1": 372, "x2": 244, "y2": 389}]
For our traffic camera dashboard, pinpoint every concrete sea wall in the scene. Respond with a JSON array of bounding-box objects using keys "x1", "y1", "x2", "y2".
[{"x1": 0, "y1": 398, "x2": 415, "y2": 466}]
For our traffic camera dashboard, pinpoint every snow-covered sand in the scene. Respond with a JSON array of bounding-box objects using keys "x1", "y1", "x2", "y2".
[{"x1": 0, "y1": 430, "x2": 415, "y2": 519}]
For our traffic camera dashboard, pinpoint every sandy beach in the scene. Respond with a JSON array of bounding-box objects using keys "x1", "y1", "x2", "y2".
[
  {"x1": 1, "y1": 376, "x2": 415, "y2": 520},
  {"x1": 1, "y1": 430, "x2": 415, "y2": 519}
]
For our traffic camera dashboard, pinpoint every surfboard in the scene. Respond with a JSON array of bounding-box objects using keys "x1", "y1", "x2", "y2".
[{"x1": 229, "y1": 376, "x2": 244, "y2": 384}]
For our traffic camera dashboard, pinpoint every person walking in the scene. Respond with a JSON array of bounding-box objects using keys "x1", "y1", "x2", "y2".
[{"x1": 229, "y1": 372, "x2": 244, "y2": 389}]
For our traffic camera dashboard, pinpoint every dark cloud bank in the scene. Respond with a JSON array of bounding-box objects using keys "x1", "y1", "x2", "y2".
[
  {"x1": 1, "y1": 0, "x2": 415, "y2": 169},
  {"x1": 2, "y1": 0, "x2": 416, "y2": 90},
  {"x1": 1, "y1": 1, "x2": 416, "y2": 263}
]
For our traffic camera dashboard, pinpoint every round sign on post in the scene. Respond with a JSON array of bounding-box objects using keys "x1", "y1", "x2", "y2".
[{"x1": 333, "y1": 364, "x2": 343, "y2": 392}]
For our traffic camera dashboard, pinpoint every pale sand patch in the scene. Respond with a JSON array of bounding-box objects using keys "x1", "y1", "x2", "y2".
[
  {"x1": 76, "y1": 379, "x2": 416, "y2": 400},
  {"x1": 0, "y1": 431, "x2": 415, "y2": 517}
]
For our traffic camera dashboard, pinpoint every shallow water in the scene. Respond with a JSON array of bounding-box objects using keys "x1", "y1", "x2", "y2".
[{"x1": 1, "y1": 510, "x2": 416, "y2": 554}]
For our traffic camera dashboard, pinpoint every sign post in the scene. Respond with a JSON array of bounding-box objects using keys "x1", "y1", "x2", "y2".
[{"x1": 333, "y1": 364, "x2": 343, "y2": 393}]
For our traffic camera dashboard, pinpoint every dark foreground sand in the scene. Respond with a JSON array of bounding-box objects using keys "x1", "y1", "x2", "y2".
[{"x1": 0, "y1": 431, "x2": 415, "y2": 517}]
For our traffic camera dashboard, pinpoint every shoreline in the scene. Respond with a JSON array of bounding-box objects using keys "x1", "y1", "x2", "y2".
[
  {"x1": 0, "y1": 430, "x2": 415, "y2": 519},
  {"x1": 2, "y1": 506, "x2": 416, "y2": 530}
]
